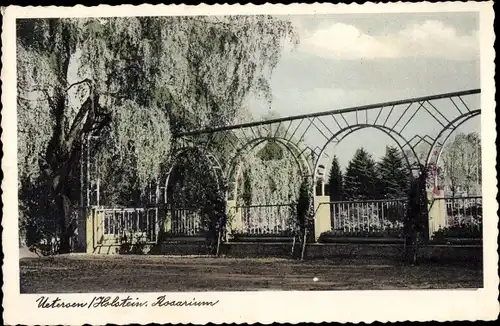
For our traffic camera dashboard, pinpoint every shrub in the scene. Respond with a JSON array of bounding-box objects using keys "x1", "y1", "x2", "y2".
[{"x1": 432, "y1": 222, "x2": 482, "y2": 242}]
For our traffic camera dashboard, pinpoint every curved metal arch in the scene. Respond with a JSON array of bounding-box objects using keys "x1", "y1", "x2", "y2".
[
  {"x1": 317, "y1": 125, "x2": 366, "y2": 183},
  {"x1": 322, "y1": 125, "x2": 366, "y2": 166},
  {"x1": 226, "y1": 136, "x2": 313, "y2": 202},
  {"x1": 203, "y1": 129, "x2": 240, "y2": 152},
  {"x1": 425, "y1": 110, "x2": 481, "y2": 167},
  {"x1": 226, "y1": 136, "x2": 313, "y2": 179},
  {"x1": 314, "y1": 124, "x2": 419, "y2": 179},
  {"x1": 164, "y1": 146, "x2": 226, "y2": 204}
]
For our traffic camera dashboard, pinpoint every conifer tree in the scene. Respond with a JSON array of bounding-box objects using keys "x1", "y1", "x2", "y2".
[
  {"x1": 327, "y1": 155, "x2": 343, "y2": 201},
  {"x1": 377, "y1": 146, "x2": 409, "y2": 198}
]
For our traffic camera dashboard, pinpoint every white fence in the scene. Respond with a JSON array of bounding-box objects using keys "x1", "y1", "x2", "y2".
[
  {"x1": 169, "y1": 208, "x2": 204, "y2": 235},
  {"x1": 436, "y1": 196, "x2": 482, "y2": 231},
  {"x1": 238, "y1": 204, "x2": 297, "y2": 235},
  {"x1": 330, "y1": 199, "x2": 406, "y2": 235},
  {"x1": 97, "y1": 207, "x2": 159, "y2": 242}
]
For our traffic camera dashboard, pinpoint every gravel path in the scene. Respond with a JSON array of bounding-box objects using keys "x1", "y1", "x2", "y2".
[{"x1": 19, "y1": 254, "x2": 483, "y2": 293}]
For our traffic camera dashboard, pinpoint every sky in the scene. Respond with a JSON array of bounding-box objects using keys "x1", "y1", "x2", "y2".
[{"x1": 246, "y1": 12, "x2": 481, "y2": 170}]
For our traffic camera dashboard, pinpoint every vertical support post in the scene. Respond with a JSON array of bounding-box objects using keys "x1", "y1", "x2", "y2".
[
  {"x1": 86, "y1": 208, "x2": 104, "y2": 254},
  {"x1": 86, "y1": 135, "x2": 91, "y2": 207},
  {"x1": 165, "y1": 208, "x2": 172, "y2": 233},
  {"x1": 226, "y1": 199, "x2": 242, "y2": 237},
  {"x1": 78, "y1": 135, "x2": 86, "y2": 252},
  {"x1": 96, "y1": 177, "x2": 100, "y2": 207},
  {"x1": 85, "y1": 208, "x2": 94, "y2": 254},
  {"x1": 427, "y1": 190, "x2": 446, "y2": 239},
  {"x1": 155, "y1": 182, "x2": 160, "y2": 242}
]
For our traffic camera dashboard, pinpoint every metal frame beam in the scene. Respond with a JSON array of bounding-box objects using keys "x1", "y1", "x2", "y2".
[{"x1": 174, "y1": 89, "x2": 480, "y2": 137}]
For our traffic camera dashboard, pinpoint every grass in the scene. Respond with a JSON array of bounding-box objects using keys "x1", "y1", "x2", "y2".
[{"x1": 20, "y1": 254, "x2": 483, "y2": 293}]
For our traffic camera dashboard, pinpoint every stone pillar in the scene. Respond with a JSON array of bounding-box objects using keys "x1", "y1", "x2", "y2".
[
  {"x1": 85, "y1": 208, "x2": 93, "y2": 253},
  {"x1": 314, "y1": 195, "x2": 331, "y2": 242},
  {"x1": 164, "y1": 208, "x2": 172, "y2": 233},
  {"x1": 226, "y1": 199, "x2": 242, "y2": 235},
  {"x1": 427, "y1": 190, "x2": 447, "y2": 239}
]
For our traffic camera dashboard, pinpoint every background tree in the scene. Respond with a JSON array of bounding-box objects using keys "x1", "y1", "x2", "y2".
[
  {"x1": 241, "y1": 169, "x2": 253, "y2": 207},
  {"x1": 237, "y1": 142, "x2": 302, "y2": 232},
  {"x1": 233, "y1": 110, "x2": 306, "y2": 233},
  {"x1": 441, "y1": 132, "x2": 482, "y2": 196},
  {"x1": 327, "y1": 155, "x2": 343, "y2": 201},
  {"x1": 256, "y1": 140, "x2": 284, "y2": 161},
  {"x1": 344, "y1": 148, "x2": 379, "y2": 199},
  {"x1": 377, "y1": 146, "x2": 409, "y2": 198},
  {"x1": 17, "y1": 16, "x2": 298, "y2": 253},
  {"x1": 167, "y1": 150, "x2": 220, "y2": 211}
]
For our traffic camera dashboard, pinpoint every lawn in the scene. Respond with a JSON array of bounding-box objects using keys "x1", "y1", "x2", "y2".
[{"x1": 20, "y1": 254, "x2": 483, "y2": 293}]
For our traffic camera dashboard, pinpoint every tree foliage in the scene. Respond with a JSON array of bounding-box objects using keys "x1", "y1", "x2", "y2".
[
  {"x1": 256, "y1": 140, "x2": 284, "y2": 161},
  {"x1": 296, "y1": 176, "x2": 314, "y2": 229},
  {"x1": 295, "y1": 175, "x2": 315, "y2": 258},
  {"x1": 441, "y1": 132, "x2": 481, "y2": 196},
  {"x1": 236, "y1": 141, "x2": 303, "y2": 232},
  {"x1": 168, "y1": 150, "x2": 220, "y2": 210},
  {"x1": 377, "y1": 146, "x2": 409, "y2": 198},
  {"x1": 327, "y1": 155, "x2": 343, "y2": 201},
  {"x1": 231, "y1": 111, "x2": 308, "y2": 233}
]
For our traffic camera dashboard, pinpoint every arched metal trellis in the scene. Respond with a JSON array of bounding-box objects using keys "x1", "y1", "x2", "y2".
[
  {"x1": 173, "y1": 89, "x2": 480, "y2": 191},
  {"x1": 425, "y1": 110, "x2": 481, "y2": 167},
  {"x1": 314, "y1": 124, "x2": 419, "y2": 182},
  {"x1": 164, "y1": 89, "x2": 481, "y2": 241},
  {"x1": 163, "y1": 146, "x2": 226, "y2": 203},
  {"x1": 225, "y1": 136, "x2": 312, "y2": 200},
  {"x1": 82, "y1": 88, "x2": 481, "y2": 246},
  {"x1": 159, "y1": 146, "x2": 227, "y2": 236}
]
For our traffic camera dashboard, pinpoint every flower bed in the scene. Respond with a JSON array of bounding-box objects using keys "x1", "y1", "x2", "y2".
[
  {"x1": 318, "y1": 229, "x2": 404, "y2": 243},
  {"x1": 431, "y1": 224, "x2": 482, "y2": 245},
  {"x1": 229, "y1": 230, "x2": 295, "y2": 242}
]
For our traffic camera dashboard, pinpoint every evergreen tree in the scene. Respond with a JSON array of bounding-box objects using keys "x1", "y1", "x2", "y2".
[
  {"x1": 377, "y1": 146, "x2": 409, "y2": 198},
  {"x1": 328, "y1": 155, "x2": 343, "y2": 201},
  {"x1": 344, "y1": 148, "x2": 379, "y2": 199}
]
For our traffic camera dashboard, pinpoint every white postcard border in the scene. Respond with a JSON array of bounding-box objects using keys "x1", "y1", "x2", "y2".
[{"x1": 2, "y1": 2, "x2": 498, "y2": 324}]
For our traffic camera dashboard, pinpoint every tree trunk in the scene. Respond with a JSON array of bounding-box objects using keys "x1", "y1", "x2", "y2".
[
  {"x1": 40, "y1": 87, "x2": 106, "y2": 254},
  {"x1": 54, "y1": 179, "x2": 75, "y2": 254}
]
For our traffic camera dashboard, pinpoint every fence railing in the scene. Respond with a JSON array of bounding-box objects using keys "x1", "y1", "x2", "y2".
[
  {"x1": 434, "y1": 196, "x2": 482, "y2": 232},
  {"x1": 168, "y1": 207, "x2": 204, "y2": 236},
  {"x1": 97, "y1": 207, "x2": 159, "y2": 242},
  {"x1": 234, "y1": 203, "x2": 298, "y2": 235},
  {"x1": 328, "y1": 199, "x2": 407, "y2": 236}
]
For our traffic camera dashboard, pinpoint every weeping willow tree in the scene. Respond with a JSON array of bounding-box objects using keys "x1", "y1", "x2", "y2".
[
  {"x1": 233, "y1": 111, "x2": 306, "y2": 234},
  {"x1": 17, "y1": 16, "x2": 298, "y2": 253},
  {"x1": 236, "y1": 142, "x2": 302, "y2": 233}
]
